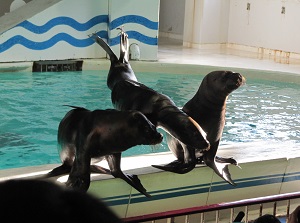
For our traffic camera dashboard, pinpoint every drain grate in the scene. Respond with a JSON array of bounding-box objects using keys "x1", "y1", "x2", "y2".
[{"x1": 33, "y1": 60, "x2": 83, "y2": 72}]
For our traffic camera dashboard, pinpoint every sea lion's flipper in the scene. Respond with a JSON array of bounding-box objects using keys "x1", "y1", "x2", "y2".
[
  {"x1": 204, "y1": 154, "x2": 238, "y2": 186},
  {"x1": 152, "y1": 159, "x2": 195, "y2": 174},
  {"x1": 42, "y1": 163, "x2": 72, "y2": 178},
  {"x1": 215, "y1": 156, "x2": 239, "y2": 166},
  {"x1": 122, "y1": 174, "x2": 151, "y2": 198},
  {"x1": 90, "y1": 33, "x2": 118, "y2": 63},
  {"x1": 66, "y1": 156, "x2": 91, "y2": 191},
  {"x1": 154, "y1": 115, "x2": 208, "y2": 175},
  {"x1": 118, "y1": 28, "x2": 129, "y2": 63},
  {"x1": 105, "y1": 154, "x2": 151, "y2": 198},
  {"x1": 152, "y1": 133, "x2": 200, "y2": 174},
  {"x1": 90, "y1": 165, "x2": 111, "y2": 175},
  {"x1": 152, "y1": 131, "x2": 197, "y2": 174}
]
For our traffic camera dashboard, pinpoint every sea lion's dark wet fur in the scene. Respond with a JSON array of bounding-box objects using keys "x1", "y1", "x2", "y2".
[
  {"x1": 44, "y1": 106, "x2": 163, "y2": 197},
  {"x1": 165, "y1": 71, "x2": 245, "y2": 185},
  {"x1": 91, "y1": 29, "x2": 210, "y2": 174}
]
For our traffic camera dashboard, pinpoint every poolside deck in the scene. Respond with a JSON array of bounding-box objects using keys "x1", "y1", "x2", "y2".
[
  {"x1": 1, "y1": 37, "x2": 300, "y2": 76},
  {"x1": 158, "y1": 37, "x2": 300, "y2": 76}
]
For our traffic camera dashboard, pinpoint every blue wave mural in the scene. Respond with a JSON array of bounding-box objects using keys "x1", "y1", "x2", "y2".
[
  {"x1": 16, "y1": 15, "x2": 108, "y2": 34},
  {"x1": 110, "y1": 15, "x2": 158, "y2": 30},
  {"x1": 0, "y1": 15, "x2": 108, "y2": 53},
  {"x1": 109, "y1": 15, "x2": 158, "y2": 46},
  {"x1": 0, "y1": 14, "x2": 158, "y2": 53},
  {"x1": 109, "y1": 31, "x2": 157, "y2": 46},
  {"x1": 0, "y1": 31, "x2": 107, "y2": 53}
]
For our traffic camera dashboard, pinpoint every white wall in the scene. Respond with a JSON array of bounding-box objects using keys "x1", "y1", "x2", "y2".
[
  {"x1": 183, "y1": 0, "x2": 230, "y2": 47},
  {"x1": 159, "y1": 0, "x2": 300, "y2": 55},
  {"x1": 159, "y1": 0, "x2": 185, "y2": 40},
  {"x1": 109, "y1": 0, "x2": 160, "y2": 61},
  {"x1": 201, "y1": 0, "x2": 229, "y2": 44},
  {"x1": 228, "y1": 0, "x2": 300, "y2": 53}
]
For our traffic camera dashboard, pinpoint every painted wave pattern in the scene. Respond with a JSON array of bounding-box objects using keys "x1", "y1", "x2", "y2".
[
  {"x1": 109, "y1": 15, "x2": 158, "y2": 46},
  {"x1": 0, "y1": 15, "x2": 108, "y2": 53},
  {"x1": 0, "y1": 15, "x2": 158, "y2": 53},
  {"x1": 0, "y1": 31, "x2": 107, "y2": 52},
  {"x1": 16, "y1": 15, "x2": 109, "y2": 34}
]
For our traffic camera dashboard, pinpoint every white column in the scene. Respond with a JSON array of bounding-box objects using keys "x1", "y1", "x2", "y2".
[{"x1": 183, "y1": 0, "x2": 230, "y2": 48}]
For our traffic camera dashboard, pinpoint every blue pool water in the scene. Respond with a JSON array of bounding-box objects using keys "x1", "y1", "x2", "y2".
[{"x1": 0, "y1": 70, "x2": 299, "y2": 169}]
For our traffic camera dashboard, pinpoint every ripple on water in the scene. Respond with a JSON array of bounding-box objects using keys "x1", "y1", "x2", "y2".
[{"x1": 0, "y1": 71, "x2": 299, "y2": 169}]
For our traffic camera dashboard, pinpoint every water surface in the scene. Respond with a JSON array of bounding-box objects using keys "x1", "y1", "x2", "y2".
[{"x1": 0, "y1": 70, "x2": 299, "y2": 169}]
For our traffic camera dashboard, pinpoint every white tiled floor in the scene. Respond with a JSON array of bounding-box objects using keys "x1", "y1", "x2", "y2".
[{"x1": 158, "y1": 37, "x2": 300, "y2": 75}]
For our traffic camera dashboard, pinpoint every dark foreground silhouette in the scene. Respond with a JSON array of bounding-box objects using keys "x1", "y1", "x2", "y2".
[{"x1": 0, "y1": 179, "x2": 122, "y2": 223}]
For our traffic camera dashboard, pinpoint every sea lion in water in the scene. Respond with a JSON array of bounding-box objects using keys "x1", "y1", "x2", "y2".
[
  {"x1": 91, "y1": 29, "x2": 210, "y2": 174},
  {"x1": 44, "y1": 106, "x2": 163, "y2": 197},
  {"x1": 155, "y1": 71, "x2": 245, "y2": 185}
]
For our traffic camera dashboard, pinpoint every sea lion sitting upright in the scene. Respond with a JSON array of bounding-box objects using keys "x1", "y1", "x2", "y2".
[
  {"x1": 91, "y1": 29, "x2": 210, "y2": 174},
  {"x1": 44, "y1": 106, "x2": 163, "y2": 197},
  {"x1": 157, "y1": 71, "x2": 245, "y2": 185}
]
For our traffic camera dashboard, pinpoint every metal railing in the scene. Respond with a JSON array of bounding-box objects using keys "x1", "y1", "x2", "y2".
[{"x1": 123, "y1": 191, "x2": 300, "y2": 223}]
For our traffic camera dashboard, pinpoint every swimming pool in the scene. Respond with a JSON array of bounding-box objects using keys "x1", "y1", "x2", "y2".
[{"x1": 0, "y1": 69, "x2": 299, "y2": 169}]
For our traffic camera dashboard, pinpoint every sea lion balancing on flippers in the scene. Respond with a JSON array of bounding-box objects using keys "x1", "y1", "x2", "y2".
[
  {"x1": 91, "y1": 28, "x2": 210, "y2": 174},
  {"x1": 157, "y1": 71, "x2": 246, "y2": 185},
  {"x1": 44, "y1": 106, "x2": 163, "y2": 197}
]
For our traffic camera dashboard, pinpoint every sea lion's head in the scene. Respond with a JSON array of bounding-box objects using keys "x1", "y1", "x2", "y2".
[
  {"x1": 204, "y1": 70, "x2": 246, "y2": 96},
  {"x1": 127, "y1": 111, "x2": 163, "y2": 146}
]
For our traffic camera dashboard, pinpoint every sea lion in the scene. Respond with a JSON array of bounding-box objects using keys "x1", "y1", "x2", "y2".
[
  {"x1": 154, "y1": 71, "x2": 245, "y2": 185},
  {"x1": 91, "y1": 29, "x2": 210, "y2": 174},
  {"x1": 44, "y1": 106, "x2": 163, "y2": 197}
]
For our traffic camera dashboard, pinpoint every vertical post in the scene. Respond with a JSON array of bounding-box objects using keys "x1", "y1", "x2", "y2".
[
  {"x1": 184, "y1": 215, "x2": 189, "y2": 223},
  {"x1": 245, "y1": 206, "x2": 249, "y2": 223},
  {"x1": 287, "y1": 199, "x2": 291, "y2": 220},
  {"x1": 230, "y1": 208, "x2": 234, "y2": 223},
  {"x1": 259, "y1": 204, "x2": 263, "y2": 217},
  {"x1": 273, "y1": 201, "x2": 277, "y2": 216},
  {"x1": 200, "y1": 212, "x2": 204, "y2": 223},
  {"x1": 215, "y1": 210, "x2": 220, "y2": 223}
]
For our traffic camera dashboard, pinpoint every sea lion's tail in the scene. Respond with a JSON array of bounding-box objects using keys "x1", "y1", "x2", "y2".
[{"x1": 89, "y1": 33, "x2": 118, "y2": 63}]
